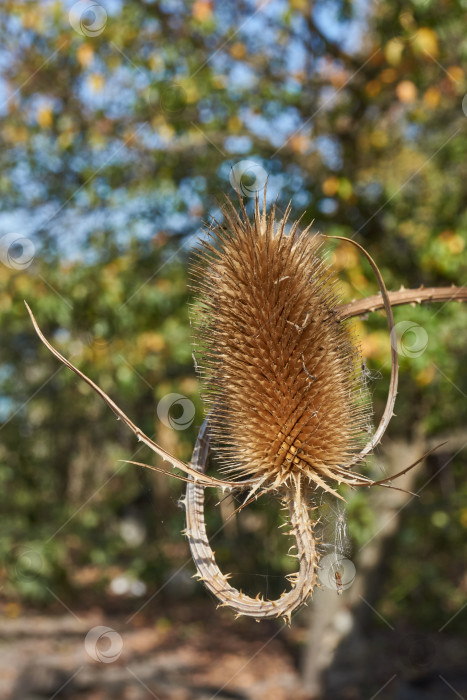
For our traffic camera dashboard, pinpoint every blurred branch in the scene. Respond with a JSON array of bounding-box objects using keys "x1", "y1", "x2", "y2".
[{"x1": 304, "y1": 14, "x2": 365, "y2": 69}]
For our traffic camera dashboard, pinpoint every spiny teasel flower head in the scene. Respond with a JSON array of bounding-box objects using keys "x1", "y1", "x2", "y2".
[{"x1": 190, "y1": 197, "x2": 372, "y2": 496}]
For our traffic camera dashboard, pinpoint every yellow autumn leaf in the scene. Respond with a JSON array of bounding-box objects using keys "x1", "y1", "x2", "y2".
[
  {"x1": 192, "y1": 0, "x2": 212, "y2": 21},
  {"x1": 447, "y1": 65, "x2": 464, "y2": 83},
  {"x1": 289, "y1": 133, "x2": 309, "y2": 153},
  {"x1": 212, "y1": 75, "x2": 226, "y2": 89},
  {"x1": 187, "y1": 126, "x2": 205, "y2": 145},
  {"x1": 151, "y1": 114, "x2": 165, "y2": 129},
  {"x1": 412, "y1": 27, "x2": 439, "y2": 58},
  {"x1": 158, "y1": 123, "x2": 175, "y2": 142},
  {"x1": 180, "y1": 80, "x2": 199, "y2": 104},
  {"x1": 438, "y1": 230, "x2": 465, "y2": 255},
  {"x1": 290, "y1": 0, "x2": 309, "y2": 11},
  {"x1": 107, "y1": 55, "x2": 121, "y2": 71},
  {"x1": 447, "y1": 65, "x2": 465, "y2": 93},
  {"x1": 22, "y1": 8, "x2": 43, "y2": 30},
  {"x1": 338, "y1": 281, "x2": 354, "y2": 301},
  {"x1": 56, "y1": 34, "x2": 72, "y2": 52},
  {"x1": 87, "y1": 73, "x2": 105, "y2": 93},
  {"x1": 380, "y1": 68, "x2": 397, "y2": 83},
  {"x1": 37, "y1": 105, "x2": 53, "y2": 129},
  {"x1": 58, "y1": 131, "x2": 75, "y2": 149},
  {"x1": 351, "y1": 319, "x2": 365, "y2": 338},
  {"x1": 365, "y1": 80, "x2": 381, "y2": 97},
  {"x1": 415, "y1": 365, "x2": 435, "y2": 387},
  {"x1": 179, "y1": 377, "x2": 199, "y2": 394},
  {"x1": 338, "y1": 178, "x2": 353, "y2": 200},
  {"x1": 399, "y1": 221, "x2": 429, "y2": 245},
  {"x1": 322, "y1": 176, "x2": 339, "y2": 197},
  {"x1": 230, "y1": 42, "x2": 247, "y2": 60},
  {"x1": 448, "y1": 236, "x2": 465, "y2": 255},
  {"x1": 149, "y1": 53, "x2": 165, "y2": 72},
  {"x1": 228, "y1": 115, "x2": 242, "y2": 133},
  {"x1": 423, "y1": 86, "x2": 441, "y2": 109},
  {"x1": 385, "y1": 38, "x2": 404, "y2": 66},
  {"x1": 137, "y1": 332, "x2": 166, "y2": 354},
  {"x1": 360, "y1": 331, "x2": 389, "y2": 360},
  {"x1": 77, "y1": 43, "x2": 94, "y2": 68},
  {"x1": 91, "y1": 338, "x2": 109, "y2": 360},
  {"x1": 123, "y1": 128, "x2": 138, "y2": 145},
  {"x1": 400, "y1": 11, "x2": 415, "y2": 32},
  {"x1": 348, "y1": 268, "x2": 369, "y2": 289},
  {"x1": 2, "y1": 125, "x2": 28, "y2": 143},
  {"x1": 89, "y1": 132, "x2": 106, "y2": 149},
  {"x1": 0, "y1": 292, "x2": 12, "y2": 312},
  {"x1": 370, "y1": 130, "x2": 388, "y2": 148},
  {"x1": 332, "y1": 244, "x2": 359, "y2": 270}
]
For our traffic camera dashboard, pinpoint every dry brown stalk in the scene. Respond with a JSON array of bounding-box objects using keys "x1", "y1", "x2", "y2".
[
  {"x1": 25, "y1": 196, "x2": 467, "y2": 623},
  {"x1": 182, "y1": 418, "x2": 318, "y2": 623},
  {"x1": 337, "y1": 286, "x2": 467, "y2": 320}
]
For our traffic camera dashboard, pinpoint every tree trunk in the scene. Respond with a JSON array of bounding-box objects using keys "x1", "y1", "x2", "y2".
[{"x1": 300, "y1": 432, "x2": 426, "y2": 698}]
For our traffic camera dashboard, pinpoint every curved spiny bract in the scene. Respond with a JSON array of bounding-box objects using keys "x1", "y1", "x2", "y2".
[
  {"x1": 190, "y1": 198, "x2": 372, "y2": 497},
  {"x1": 184, "y1": 420, "x2": 319, "y2": 622}
]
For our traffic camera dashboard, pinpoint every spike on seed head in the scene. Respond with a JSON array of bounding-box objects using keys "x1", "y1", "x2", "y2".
[{"x1": 190, "y1": 195, "x2": 372, "y2": 495}]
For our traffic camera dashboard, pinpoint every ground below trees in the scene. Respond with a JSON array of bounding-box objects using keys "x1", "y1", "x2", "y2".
[{"x1": 1, "y1": 597, "x2": 465, "y2": 700}]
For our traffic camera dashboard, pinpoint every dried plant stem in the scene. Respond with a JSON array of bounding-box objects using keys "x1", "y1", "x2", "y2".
[
  {"x1": 24, "y1": 302, "x2": 258, "y2": 493},
  {"x1": 182, "y1": 419, "x2": 319, "y2": 623},
  {"x1": 336, "y1": 285, "x2": 467, "y2": 321},
  {"x1": 326, "y1": 236, "x2": 397, "y2": 464},
  {"x1": 181, "y1": 417, "x2": 442, "y2": 623}
]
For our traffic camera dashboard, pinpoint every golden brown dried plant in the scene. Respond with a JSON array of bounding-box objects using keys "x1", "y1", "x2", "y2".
[
  {"x1": 190, "y1": 196, "x2": 372, "y2": 501},
  {"x1": 25, "y1": 194, "x2": 467, "y2": 623}
]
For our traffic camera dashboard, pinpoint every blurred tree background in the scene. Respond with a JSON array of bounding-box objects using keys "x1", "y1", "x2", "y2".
[{"x1": 0, "y1": 0, "x2": 466, "y2": 695}]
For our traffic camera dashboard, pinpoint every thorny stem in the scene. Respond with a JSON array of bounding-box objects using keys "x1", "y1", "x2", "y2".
[
  {"x1": 181, "y1": 420, "x2": 443, "y2": 621},
  {"x1": 336, "y1": 286, "x2": 467, "y2": 321},
  {"x1": 182, "y1": 419, "x2": 319, "y2": 623}
]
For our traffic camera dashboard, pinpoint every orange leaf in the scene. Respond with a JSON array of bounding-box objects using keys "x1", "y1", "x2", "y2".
[
  {"x1": 396, "y1": 80, "x2": 417, "y2": 104},
  {"x1": 192, "y1": 1, "x2": 212, "y2": 21}
]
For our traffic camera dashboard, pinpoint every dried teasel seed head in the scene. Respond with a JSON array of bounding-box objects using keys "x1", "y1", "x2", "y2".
[{"x1": 190, "y1": 197, "x2": 372, "y2": 496}]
